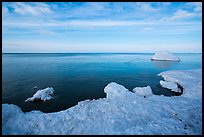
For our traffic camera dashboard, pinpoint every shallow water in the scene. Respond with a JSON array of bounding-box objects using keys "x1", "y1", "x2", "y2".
[{"x1": 2, "y1": 53, "x2": 202, "y2": 113}]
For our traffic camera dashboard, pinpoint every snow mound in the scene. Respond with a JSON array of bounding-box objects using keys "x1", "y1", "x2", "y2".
[
  {"x1": 25, "y1": 87, "x2": 54, "y2": 102},
  {"x1": 159, "y1": 80, "x2": 181, "y2": 93},
  {"x1": 104, "y1": 82, "x2": 130, "y2": 99},
  {"x1": 151, "y1": 51, "x2": 180, "y2": 61},
  {"x1": 2, "y1": 69, "x2": 202, "y2": 135},
  {"x1": 132, "y1": 86, "x2": 152, "y2": 97}
]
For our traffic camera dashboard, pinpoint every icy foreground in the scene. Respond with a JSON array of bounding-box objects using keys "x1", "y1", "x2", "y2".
[
  {"x1": 151, "y1": 51, "x2": 180, "y2": 61},
  {"x1": 2, "y1": 69, "x2": 202, "y2": 135},
  {"x1": 25, "y1": 87, "x2": 54, "y2": 102}
]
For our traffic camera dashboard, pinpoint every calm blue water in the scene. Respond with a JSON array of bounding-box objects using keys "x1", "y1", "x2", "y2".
[{"x1": 2, "y1": 53, "x2": 202, "y2": 113}]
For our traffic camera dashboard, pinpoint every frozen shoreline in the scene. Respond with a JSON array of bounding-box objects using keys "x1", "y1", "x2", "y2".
[{"x1": 2, "y1": 69, "x2": 202, "y2": 135}]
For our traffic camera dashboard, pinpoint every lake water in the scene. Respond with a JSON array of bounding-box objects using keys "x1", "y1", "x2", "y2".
[{"x1": 2, "y1": 53, "x2": 202, "y2": 113}]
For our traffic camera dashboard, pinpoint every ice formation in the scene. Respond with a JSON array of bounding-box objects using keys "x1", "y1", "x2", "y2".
[
  {"x1": 132, "y1": 86, "x2": 152, "y2": 97},
  {"x1": 158, "y1": 69, "x2": 201, "y2": 98},
  {"x1": 2, "y1": 69, "x2": 202, "y2": 135},
  {"x1": 25, "y1": 87, "x2": 54, "y2": 102},
  {"x1": 151, "y1": 51, "x2": 180, "y2": 61},
  {"x1": 159, "y1": 80, "x2": 181, "y2": 93},
  {"x1": 104, "y1": 82, "x2": 130, "y2": 99}
]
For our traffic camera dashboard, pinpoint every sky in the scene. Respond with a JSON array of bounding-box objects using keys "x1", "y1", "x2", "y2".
[{"x1": 2, "y1": 2, "x2": 202, "y2": 53}]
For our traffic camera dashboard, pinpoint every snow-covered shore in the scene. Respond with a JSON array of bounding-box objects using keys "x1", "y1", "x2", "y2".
[{"x1": 2, "y1": 69, "x2": 202, "y2": 135}]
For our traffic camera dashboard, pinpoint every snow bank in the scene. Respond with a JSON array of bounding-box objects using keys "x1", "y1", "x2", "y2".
[
  {"x1": 158, "y1": 69, "x2": 202, "y2": 98},
  {"x1": 159, "y1": 80, "x2": 181, "y2": 93},
  {"x1": 2, "y1": 69, "x2": 202, "y2": 135},
  {"x1": 132, "y1": 86, "x2": 152, "y2": 97},
  {"x1": 151, "y1": 51, "x2": 180, "y2": 61},
  {"x1": 25, "y1": 87, "x2": 54, "y2": 102}
]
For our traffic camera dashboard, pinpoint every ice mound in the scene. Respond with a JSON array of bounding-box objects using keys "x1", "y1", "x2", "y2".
[
  {"x1": 159, "y1": 80, "x2": 181, "y2": 93},
  {"x1": 25, "y1": 87, "x2": 54, "y2": 102},
  {"x1": 151, "y1": 51, "x2": 180, "y2": 61},
  {"x1": 132, "y1": 86, "x2": 152, "y2": 97},
  {"x1": 104, "y1": 82, "x2": 130, "y2": 99}
]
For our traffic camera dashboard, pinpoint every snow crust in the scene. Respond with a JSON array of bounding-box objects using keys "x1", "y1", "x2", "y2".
[
  {"x1": 159, "y1": 80, "x2": 181, "y2": 93},
  {"x1": 25, "y1": 87, "x2": 54, "y2": 102},
  {"x1": 132, "y1": 86, "x2": 152, "y2": 97},
  {"x1": 151, "y1": 51, "x2": 180, "y2": 61},
  {"x1": 2, "y1": 69, "x2": 202, "y2": 135}
]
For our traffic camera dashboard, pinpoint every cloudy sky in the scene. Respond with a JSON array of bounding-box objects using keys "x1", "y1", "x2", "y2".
[{"x1": 2, "y1": 2, "x2": 202, "y2": 53}]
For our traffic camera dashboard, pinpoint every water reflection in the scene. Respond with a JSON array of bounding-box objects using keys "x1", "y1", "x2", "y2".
[{"x1": 151, "y1": 60, "x2": 180, "y2": 69}]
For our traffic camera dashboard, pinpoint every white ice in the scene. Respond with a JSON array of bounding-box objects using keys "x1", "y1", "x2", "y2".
[
  {"x1": 2, "y1": 69, "x2": 202, "y2": 135},
  {"x1": 159, "y1": 80, "x2": 181, "y2": 93},
  {"x1": 151, "y1": 51, "x2": 180, "y2": 61},
  {"x1": 158, "y1": 69, "x2": 202, "y2": 98},
  {"x1": 25, "y1": 87, "x2": 54, "y2": 102},
  {"x1": 132, "y1": 86, "x2": 152, "y2": 97}
]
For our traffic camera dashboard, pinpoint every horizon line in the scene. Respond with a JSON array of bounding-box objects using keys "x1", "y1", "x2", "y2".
[{"x1": 2, "y1": 52, "x2": 202, "y2": 54}]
